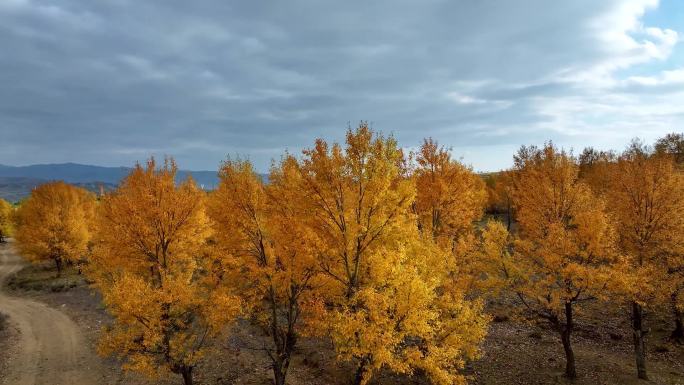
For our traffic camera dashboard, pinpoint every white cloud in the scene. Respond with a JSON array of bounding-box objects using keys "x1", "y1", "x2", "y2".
[
  {"x1": 445, "y1": 92, "x2": 487, "y2": 105},
  {"x1": 625, "y1": 68, "x2": 684, "y2": 85}
]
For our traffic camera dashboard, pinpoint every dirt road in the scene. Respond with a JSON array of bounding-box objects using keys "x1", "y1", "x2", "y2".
[{"x1": 0, "y1": 241, "x2": 102, "y2": 385}]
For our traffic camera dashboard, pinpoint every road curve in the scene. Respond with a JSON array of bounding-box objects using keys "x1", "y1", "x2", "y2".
[{"x1": 0, "y1": 241, "x2": 101, "y2": 385}]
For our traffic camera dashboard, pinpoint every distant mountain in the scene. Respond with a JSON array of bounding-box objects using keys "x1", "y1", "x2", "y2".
[
  {"x1": 0, "y1": 177, "x2": 120, "y2": 203},
  {"x1": 0, "y1": 177, "x2": 47, "y2": 203},
  {"x1": 0, "y1": 163, "x2": 221, "y2": 202},
  {"x1": 0, "y1": 163, "x2": 219, "y2": 186}
]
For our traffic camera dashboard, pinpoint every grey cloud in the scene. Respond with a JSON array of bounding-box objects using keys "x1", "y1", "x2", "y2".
[{"x1": 0, "y1": 0, "x2": 681, "y2": 171}]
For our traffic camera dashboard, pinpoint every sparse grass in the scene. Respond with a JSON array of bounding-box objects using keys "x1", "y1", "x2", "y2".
[
  {"x1": 0, "y1": 312, "x2": 8, "y2": 331},
  {"x1": 7, "y1": 262, "x2": 85, "y2": 293},
  {"x1": 0, "y1": 311, "x2": 11, "y2": 379},
  {"x1": 470, "y1": 298, "x2": 684, "y2": 385},
  {"x1": 3, "y1": 260, "x2": 683, "y2": 385}
]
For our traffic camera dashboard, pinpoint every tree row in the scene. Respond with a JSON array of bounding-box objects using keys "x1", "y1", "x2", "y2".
[{"x1": 7, "y1": 126, "x2": 684, "y2": 385}]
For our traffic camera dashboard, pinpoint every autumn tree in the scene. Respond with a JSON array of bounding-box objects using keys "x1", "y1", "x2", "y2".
[
  {"x1": 654, "y1": 132, "x2": 684, "y2": 166},
  {"x1": 0, "y1": 198, "x2": 13, "y2": 242},
  {"x1": 88, "y1": 158, "x2": 241, "y2": 385},
  {"x1": 578, "y1": 147, "x2": 616, "y2": 195},
  {"x1": 664, "y1": 253, "x2": 684, "y2": 344},
  {"x1": 411, "y1": 138, "x2": 490, "y2": 296},
  {"x1": 507, "y1": 144, "x2": 618, "y2": 379},
  {"x1": 482, "y1": 171, "x2": 514, "y2": 231},
  {"x1": 465, "y1": 219, "x2": 519, "y2": 298},
  {"x1": 297, "y1": 124, "x2": 488, "y2": 385},
  {"x1": 412, "y1": 138, "x2": 486, "y2": 248},
  {"x1": 207, "y1": 157, "x2": 320, "y2": 385},
  {"x1": 608, "y1": 147, "x2": 684, "y2": 377},
  {"x1": 14, "y1": 181, "x2": 95, "y2": 276}
]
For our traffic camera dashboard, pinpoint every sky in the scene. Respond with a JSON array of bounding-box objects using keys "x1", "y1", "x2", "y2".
[{"x1": 0, "y1": 0, "x2": 683, "y2": 172}]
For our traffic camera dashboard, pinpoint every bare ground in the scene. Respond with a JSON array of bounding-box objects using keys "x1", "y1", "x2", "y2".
[
  {"x1": 470, "y1": 302, "x2": 684, "y2": 385},
  {"x1": 0, "y1": 309, "x2": 17, "y2": 382},
  {"x1": 1, "y1": 243, "x2": 683, "y2": 385},
  {"x1": 0, "y1": 241, "x2": 103, "y2": 385}
]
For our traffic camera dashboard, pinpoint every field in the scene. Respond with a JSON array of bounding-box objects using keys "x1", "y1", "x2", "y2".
[{"x1": 2, "y1": 258, "x2": 682, "y2": 385}]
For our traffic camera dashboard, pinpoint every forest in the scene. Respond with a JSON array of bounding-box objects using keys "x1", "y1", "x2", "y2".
[{"x1": 2, "y1": 124, "x2": 684, "y2": 385}]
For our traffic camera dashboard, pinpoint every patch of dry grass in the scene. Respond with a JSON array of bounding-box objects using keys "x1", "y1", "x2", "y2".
[
  {"x1": 4, "y1": 261, "x2": 684, "y2": 385},
  {"x1": 7, "y1": 262, "x2": 85, "y2": 292},
  {"x1": 0, "y1": 312, "x2": 8, "y2": 331}
]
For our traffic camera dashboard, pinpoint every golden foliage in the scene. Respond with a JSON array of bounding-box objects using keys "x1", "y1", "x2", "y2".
[
  {"x1": 578, "y1": 147, "x2": 616, "y2": 195},
  {"x1": 654, "y1": 132, "x2": 684, "y2": 167},
  {"x1": 607, "y1": 151, "x2": 684, "y2": 304},
  {"x1": 0, "y1": 198, "x2": 13, "y2": 242},
  {"x1": 600, "y1": 145, "x2": 684, "y2": 378},
  {"x1": 510, "y1": 144, "x2": 617, "y2": 313},
  {"x1": 483, "y1": 171, "x2": 514, "y2": 227},
  {"x1": 88, "y1": 158, "x2": 241, "y2": 385},
  {"x1": 413, "y1": 138, "x2": 487, "y2": 248},
  {"x1": 14, "y1": 181, "x2": 95, "y2": 275},
  {"x1": 488, "y1": 144, "x2": 621, "y2": 378},
  {"x1": 472, "y1": 220, "x2": 518, "y2": 295},
  {"x1": 296, "y1": 124, "x2": 488, "y2": 385},
  {"x1": 13, "y1": 129, "x2": 684, "y2": 384},
  {"x1": 207, "y1": 157, "x2": 320, "y2": 385}
]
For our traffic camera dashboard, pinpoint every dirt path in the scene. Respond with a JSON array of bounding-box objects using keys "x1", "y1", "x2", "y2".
[{"x1": 0, "y1": 241, "x2": 102, "y2": 385}]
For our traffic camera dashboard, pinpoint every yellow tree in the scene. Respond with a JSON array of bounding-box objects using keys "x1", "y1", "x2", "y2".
[
  {"x1": 470, "y1": 220, "x2": 519, "y2": 296},
  {"x1": 0, "y1": 198, "x2": 13, "y2": 242},
  {"x1": 483, "y1": 171, "x2": 514, "y2": 231},
  {"x1": 88, "y1": 158, "x2": 240, "y2": 385},
  {"x1": 509, "y1": 144, "x2": 617, "y2": 379},
  {"x1": 412, "y1": 138, "x2": 488, "y2": 296},
  {"x1": 652, "y1": 134, "x2": 684, "y2": 342},
  {"x1": 298, "y1": 124, "x2": 488, "y2": 385},
  {"x1": 413, "y1": 138, "x2": 486, "y2": 248},
  {"x1": 578, "y1": 147, "x2": 616, "y2": 195},
  {"x1": 207, "y1": 157, "x2": 320, "y2": 385},
  {"x1": 655, "y1": 132, "x2": 684, "y2": 166},
  {"x1": 664, "y1": 249, "x2": 684, "y2": 344},
  {"x1": 608, "y1": 147, "x2": 684, "y2": 378},
  {"x1": 14, "y1": 181, "x2": 95, "y2": 276}
]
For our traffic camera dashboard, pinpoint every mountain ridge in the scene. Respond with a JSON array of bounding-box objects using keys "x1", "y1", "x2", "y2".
[
  {"x1": 0, "y1": 162, "x2": 220, "y2": 187},
  {"x1": 0, "y1": 163, "x2": 221, "y2": 202}
]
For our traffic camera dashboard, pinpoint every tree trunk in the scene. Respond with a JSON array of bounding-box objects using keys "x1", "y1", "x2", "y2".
[
  {"x1": 181, "y1": 366, "x2": 193, "y2": 385},
  {"x1": 505, "y1": 199, "x2": 512, "y2": 231},
  {"x1": 267, "y1": 285, "x2": 297, "y2": 385},
  {"x1": 671, "y1": 305, "x2": 684, "y2": 344},
  {"x1": 272, "y1": 340, "x2": 292, "y2": 385},
  {"x1": 273, "y1": 362, "x2": 287, "y2": 385},
  {"x1": 54, "y1": 256, "x2": 62, "y2": 278},
  {"x1": 631, "y1": 301, "x2": 648, "y2": 380},
  {"x1": 560, "y1": 302, "x2": 577, "y2": 379},
  {"x1": 353, "y1": 358, "x2": 369, "y2": 385}
]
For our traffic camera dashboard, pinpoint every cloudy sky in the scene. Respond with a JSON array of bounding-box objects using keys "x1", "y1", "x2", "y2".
[{"x1": 0, "y1": 0, "x2": 682, "y2": 172}]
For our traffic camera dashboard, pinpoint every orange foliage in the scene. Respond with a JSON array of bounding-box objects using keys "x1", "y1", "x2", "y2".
[
  {"x1": 607, "y1": 149, "x2": 684, "y2": 379},
  {"x1": 88, "y1": 158, "x2": 240, "y2": 385},
  {"x1": 506, "y1": 144, "x2": 618, "y2": 378},
  {"x1": 413, "y1": 138, "x2": 486, "y2": 248},
  {"x1": 0, "y1": 198, "x2": 13, "y2": 242},
  {"x1": 207, "y1": 157, "x2": 320, "y2": 385},
  {"x1": 483, "y1": 171, "x2": 514, "y2": 229},
  {"x1": 14, "y1": 181, "x2": 95, "y2": 276},
  {"x1": 295, "y1": 124, "x2": 488, "y2": 385}
]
